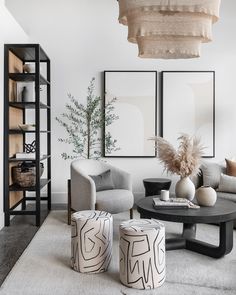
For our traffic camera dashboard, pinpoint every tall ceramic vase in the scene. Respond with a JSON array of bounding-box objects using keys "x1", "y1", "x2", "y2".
[{"x1": 175, "y1": 176, "x2": 195, "y2": 201}]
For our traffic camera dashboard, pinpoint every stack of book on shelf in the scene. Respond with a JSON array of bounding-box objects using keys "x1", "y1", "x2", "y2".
[
  {"x1": 153, "y1": 197, "x2": 200, "y2": 209},
  {"x1": 15, "y1": 152, "x2": 35, "y2": 159}
]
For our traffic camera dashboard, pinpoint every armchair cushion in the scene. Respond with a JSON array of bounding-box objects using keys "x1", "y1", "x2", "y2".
[
  {"x1": 96, "y1": 189, "x2": 133, "y2": 214},
  {"x1": 90, "y1": 169, "x2": 114, "y2": 192}
]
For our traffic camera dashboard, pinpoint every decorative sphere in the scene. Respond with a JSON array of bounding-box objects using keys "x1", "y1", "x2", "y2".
[{"x1": 195, "y1": 186, "x2": 217, "y2": 207}]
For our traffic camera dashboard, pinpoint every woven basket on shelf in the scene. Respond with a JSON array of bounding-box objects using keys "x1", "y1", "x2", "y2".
[{"x1": 12, "y1": 163, "x2": 44, "y2": 187}]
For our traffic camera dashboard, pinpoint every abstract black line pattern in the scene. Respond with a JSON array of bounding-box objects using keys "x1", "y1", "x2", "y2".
[
  {"x1": 71, "y1": 210, "x2": 113, "y2": 273},
  {"x1": 119, "y1": 219, "x2": 165, "y2": 289}
]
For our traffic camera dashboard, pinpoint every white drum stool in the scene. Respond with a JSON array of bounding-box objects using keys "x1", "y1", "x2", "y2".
[
  {"x1": 119, "y1": 219, "x2": 165, "y2": 289},
  {"x1": 71, "y1": 210, "x2": 113, "y2": 273}
]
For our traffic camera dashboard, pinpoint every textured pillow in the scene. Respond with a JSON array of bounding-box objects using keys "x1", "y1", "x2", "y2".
[
  {"x1": 225, "y1": 158, "x2": 236, "y2": 177},
  {"x1": 218, "y1": 173, "x2": 236, "y2": 193},
  {"x1": 90, "y1": 170, "x2": 114, "y2": 192},
  {"x1": 201, "y1": 162, "x2": 222, "y2": 189}
]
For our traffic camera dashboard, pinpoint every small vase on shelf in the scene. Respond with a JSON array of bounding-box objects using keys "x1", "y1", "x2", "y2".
[
  {"x1": 175, "y1": 176, "x2": 195, "y2": 201},
  {"x1": 21, "y1": 86, "x2": 30, "y2": 102},
  {"x1": 23, "y1": 63, "x2": 35, "y2": 73}
]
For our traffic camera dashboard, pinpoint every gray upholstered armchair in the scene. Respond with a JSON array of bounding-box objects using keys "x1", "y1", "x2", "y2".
[{"x1": 68, "y1": 159, "x2": 134, "y2": 224}]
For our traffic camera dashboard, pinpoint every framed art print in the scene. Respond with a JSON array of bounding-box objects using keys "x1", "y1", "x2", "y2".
[
  {"x1": 104, "y1": 71, "x2": 157, "y2": 157},
  {"x1": 161, "y1": 71, "x2": 215, "y2": 158}
]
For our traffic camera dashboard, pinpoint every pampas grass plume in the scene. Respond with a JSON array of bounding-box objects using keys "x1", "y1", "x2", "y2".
[{"x1": 150, "y1": 134, "x2": 204, "y2": 177}]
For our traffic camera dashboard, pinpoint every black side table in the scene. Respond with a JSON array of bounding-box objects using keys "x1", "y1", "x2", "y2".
[{"x1": 143, "y1": 178, "x2": 171, "y2": 197}]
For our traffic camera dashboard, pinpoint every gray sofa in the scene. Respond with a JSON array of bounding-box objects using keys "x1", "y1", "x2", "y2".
[{"x1": 192, "y1": 162, "x2": 236, "y2": 228}]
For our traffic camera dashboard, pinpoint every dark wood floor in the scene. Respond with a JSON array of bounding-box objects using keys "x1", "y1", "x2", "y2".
[{"x1": 0, "y1": 204, "x2": 66, "y2": 286}]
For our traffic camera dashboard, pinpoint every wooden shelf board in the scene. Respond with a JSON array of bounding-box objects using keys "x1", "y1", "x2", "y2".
[
  {"x1": 9, "y1": 178, "x2": 51, "y2": 192},
  {"x1": 9, "y1": 102, "x2": 50, "y2": 109},
  {"x1": 9, "y1": 129, "x2": 50, "y2": 134},
  {"x1": 8, "y1": 45, "x2": 49, "y2": 62},
  {"x1": 9, "y1": 155, "x2": 51, "y2": 162},
  {"x1": 9, "y1": 73, "x2": 50, "y2": 85}
]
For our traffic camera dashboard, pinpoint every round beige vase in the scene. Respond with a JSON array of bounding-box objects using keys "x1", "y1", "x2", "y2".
[
  {"x1": 175, "y1": 177, "x2": 195, "y2": 201},
  {"x1": 195, "y1": 185, "x2": 217, "y2": 207}
]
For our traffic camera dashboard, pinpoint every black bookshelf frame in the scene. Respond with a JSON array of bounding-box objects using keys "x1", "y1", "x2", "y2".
[{"x1": 4, "y1": 44, "x2": 51, "y2": 226}]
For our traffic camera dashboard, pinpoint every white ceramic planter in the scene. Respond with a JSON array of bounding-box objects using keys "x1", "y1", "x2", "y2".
[
  {"x1": 175, "y1": 177, "x2": 195, "y2": 201},
  {"x1": 195, "y1": 186, "x2": 217, "y2": 207}
]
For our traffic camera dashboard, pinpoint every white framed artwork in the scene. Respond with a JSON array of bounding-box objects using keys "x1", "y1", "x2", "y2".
[
  {"x1": 104, "y1": 71, "x2": 157, "y2": 157},
  {"x1": 161, "y1": 71, "x2": 215, "y2": 158}
]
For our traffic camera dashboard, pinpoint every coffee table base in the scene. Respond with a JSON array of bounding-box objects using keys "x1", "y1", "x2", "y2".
[
  {"x1": 140, "y1": 213, "x2": 234, "y2": 258},
  {"x1": 167, "y1": 221, "x2": 233, "y2": 258}
]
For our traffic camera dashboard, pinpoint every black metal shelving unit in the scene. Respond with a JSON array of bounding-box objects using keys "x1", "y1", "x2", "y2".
[{"x1": 4, "y1": 44, "x2": 51, "y2": 226}]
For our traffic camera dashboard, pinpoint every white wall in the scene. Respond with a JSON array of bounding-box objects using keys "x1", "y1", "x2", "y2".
[
  {"x1": 5, "y1": 0, "x2": 236, "y2": 203},
  {"x1": 0, "y1": 0, "x2": 28, "y2": 228}
]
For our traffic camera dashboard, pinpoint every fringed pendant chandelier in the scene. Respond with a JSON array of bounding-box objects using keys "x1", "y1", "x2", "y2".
[{"x1": 118, "y1": 0, "x2": 221, "y2": 59}]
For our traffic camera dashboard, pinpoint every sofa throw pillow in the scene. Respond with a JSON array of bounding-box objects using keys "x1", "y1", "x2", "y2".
[
  {"x1": 218, "y1": 173, "x2": 236, "y2": 193},
  {"x1": 89, "y1": 170, "x2": 115, "y2": 192},
  {"x1": 225, "y1": 158, "x2": 236, "y2": 177},
  {"x1": 201, "y1": 162, "x2": 223, "y2": 189}
]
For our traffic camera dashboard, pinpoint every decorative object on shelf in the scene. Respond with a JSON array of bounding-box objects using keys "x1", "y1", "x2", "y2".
[
  {"x1": 104, "y1": 71, "x2": 157, "y2": 157},
  {"x1": 162, "y1": 71, "x2": 215, "y2": 158},
  {"x1": 16, "y1": 82, "x2": 34, "y2": 102},
  {"x1": 12, "y1": 161, "x2": 44, "y2": 187},
  {"x1": 15, "y1": 152, "x2": 35, "y2": 159},
  {"x1": 23, "y1": 63, "x2": 35, "y2": 73},
  {"x1": 56, "y1": 78, "x2": 119, "y2": 160},
  {"x1": 18, "y1": 124, "x2": 36, "y2": 131},
  {"x1": 150, "y1": 134, "x2": 204, "y2": 200},
  {"x1": 118, "y1": 0, "x2": 221, "y2": 59},
  {"x1": 24, "y1": 140, "x2": 36, "y2": 153},
  {"x1": 21, "y1": 86, "x2": 30, "y2": 102},
  {"x1": 15, "y1": 140, "x2": 37, "y2": 159},
  {"x1": 195, "y1": 185, "x2": 217, "y2": 206},
  {"x1": 23, "y1": 63, "x2": 43, "y2": 74}
]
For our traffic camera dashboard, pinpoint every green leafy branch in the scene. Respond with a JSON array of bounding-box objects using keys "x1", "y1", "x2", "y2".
[{"x1": 55, "y1": 77, "x2": 120, "y2": 160}]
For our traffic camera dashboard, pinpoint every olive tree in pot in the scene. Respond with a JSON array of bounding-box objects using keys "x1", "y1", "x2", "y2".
[{"x1": 55, "y1": 78, "x2": 119, "y2": 159}]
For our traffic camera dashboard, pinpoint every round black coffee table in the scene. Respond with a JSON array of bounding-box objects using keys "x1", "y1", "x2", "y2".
[
  {"x1": 143, "y1": 178, "x2": 171, "y2": 197},
  {"x1": 136, "y1": 196, "x2": 236, "y2": 258}
]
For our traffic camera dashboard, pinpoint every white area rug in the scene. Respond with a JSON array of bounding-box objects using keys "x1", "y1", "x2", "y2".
[{"x1": 1, "y1": 211, "x2": 236, "y2": 295}]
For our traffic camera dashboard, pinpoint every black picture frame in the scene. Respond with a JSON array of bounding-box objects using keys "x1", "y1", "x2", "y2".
[
  {"x1": 104, "y1": 70, "x2": 157, "y2": 158},
  {"x1": 161, "y1": 71, "x2": 215, "y2": 158}
]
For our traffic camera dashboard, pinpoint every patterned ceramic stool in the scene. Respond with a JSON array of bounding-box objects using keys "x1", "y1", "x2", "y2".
[
  {"x1": 119, "y1": 219, "x2": 165, "y2": 289},
  {"x1": 71, "y1": 210, "x2": 113, "y2": 273}
]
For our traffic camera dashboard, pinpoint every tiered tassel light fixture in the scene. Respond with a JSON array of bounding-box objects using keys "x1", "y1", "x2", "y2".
[{"x1": 118, "y1": 0, "x2": 221, "y2": 59}]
